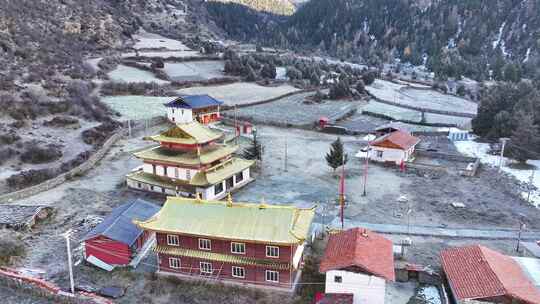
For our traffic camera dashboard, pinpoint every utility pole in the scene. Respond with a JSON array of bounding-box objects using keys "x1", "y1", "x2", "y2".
[
  {"x1": 499, "y1": 138, "x2": 510, "y2": 171},
  {"x1": 234, "y1": 105, "x2": 239, "y2": 145},
  {"x1": 128, "y1": 119, "x2": 132, "y2": 138},
  {"x1": 407, "y1": 200, "x2": 412, "y2": 235},
  {"x1": 284, "y1": 133, "x2": 288, "y2": 172},
  {"x1": 62, "y1": 230, "x2": 75, "y2": 294},
  {"x1": 516, "y1": 221, "x2": 526, "y2": 253},
  {"x1": 362, "y1": 144, "x2": 370, "y2": 196}
]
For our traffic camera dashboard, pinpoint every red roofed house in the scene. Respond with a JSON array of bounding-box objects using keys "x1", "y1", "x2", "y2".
[
  {"x1": 441, "y1": 245, "x2": 540, "y2": 304},
  {"x1": 367, "y1": 130, "x2": 420, "y2": 165},
  {"x1": 319, "y1": 228, "x2": 395, "y2": 304}
]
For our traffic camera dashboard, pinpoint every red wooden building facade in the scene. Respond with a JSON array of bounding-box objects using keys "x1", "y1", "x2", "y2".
[{"x1": 83, "y1": 199, "x2": 160, "y2": 269}]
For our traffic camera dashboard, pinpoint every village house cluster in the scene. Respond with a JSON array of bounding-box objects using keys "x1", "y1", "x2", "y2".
[{"x1": 77, "y1": 95, "x2": 540, "y2": 303}]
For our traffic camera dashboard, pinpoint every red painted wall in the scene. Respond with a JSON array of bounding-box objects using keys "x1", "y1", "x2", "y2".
[
  {"x1": 158, "y1": 253, "x2": 294, "y2": 287},
  {"x1": 85, "y1": 236, "x2": 131, "y2": 265},
  {"x1": 156, "y1": 233, "x2": 295, "y2": 263}
]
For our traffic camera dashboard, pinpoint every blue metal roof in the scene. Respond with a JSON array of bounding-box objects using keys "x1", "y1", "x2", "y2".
[
  {"x1": 164, "y1": 95, "x2": 224, "y2": 109},
  {"x1": 83, "y1": 199, "x2": 160, "y2": 246}
]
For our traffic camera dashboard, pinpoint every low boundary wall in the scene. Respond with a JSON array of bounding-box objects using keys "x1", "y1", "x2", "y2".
[
  {"x1": 0, "y1": 117, "x2": 167, "y2": 203},
  {"x1": 0, "y1": 267, "x2": 113, "y2": 304}
]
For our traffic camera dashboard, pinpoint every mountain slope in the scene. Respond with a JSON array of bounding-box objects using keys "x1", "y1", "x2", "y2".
[
  {"x1": 208, "y1": 0, "x2": 296, "y2": 15},
  {"x1": 206, "y1": 0, "x2": 540, "y2": 80}
]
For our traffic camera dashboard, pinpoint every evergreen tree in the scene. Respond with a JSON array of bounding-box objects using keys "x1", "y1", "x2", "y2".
[
  {"x1": 325, "y1": 137, "x2": 348, "y2": 171},
  {"x1": 261, "y1": 63, "x2": 277, "y2": 79},
  {"x1": 243, "y1": 130, "x2": 263, "y2": 161},
  {"x1": 246, "y1": 65, "x2": 257, "y2": 82},
  {"x1": 508, "y1": 112, "x2": 540, "y2": 163}
]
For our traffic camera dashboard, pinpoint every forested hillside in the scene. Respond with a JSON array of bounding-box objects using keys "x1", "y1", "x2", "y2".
[{"x1": 207, "y1": 0, "x2": 540, "y2": 81}]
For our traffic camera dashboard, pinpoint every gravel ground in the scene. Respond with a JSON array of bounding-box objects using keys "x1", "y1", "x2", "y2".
[
  {"x1": 0, "y1": 285, "x2": 55, "y2": 304},
  {"x1": 224, "y1": 93, "x2": 357, "y2": 126}
]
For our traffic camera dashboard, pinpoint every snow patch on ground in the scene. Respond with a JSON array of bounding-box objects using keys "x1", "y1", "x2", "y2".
[
  {"x1": 417, "y1": 286, "x2": 442, "y2": 304},
  {"x1": 455, "y1": 141, "x2": 540, "y2": 206}
]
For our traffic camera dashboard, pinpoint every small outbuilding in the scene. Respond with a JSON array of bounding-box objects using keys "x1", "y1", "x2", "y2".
[
  {"x1": 363, "y1": 130, "x2": 420, "y2": 165},
  {"x1": 83, "y1": 199, "x2": 160, "y2": 270},
  {"x1": 319, "y1": 228, "x2": 395, "y2": 304},
  {"x1": 164, "y1": 94, "x2": 224, "y2": 125},
  {"x1": 441, "y1": 245, "x2": 540, "y2": 304}
]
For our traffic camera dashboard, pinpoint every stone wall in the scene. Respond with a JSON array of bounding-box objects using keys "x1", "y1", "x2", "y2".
[{"x1": 0, "y1": 117, "x2": 168, "y2": 203}]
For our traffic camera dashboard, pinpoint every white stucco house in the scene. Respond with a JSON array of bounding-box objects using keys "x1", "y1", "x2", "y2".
[
  {"x1": 357, "y1": 130, "x2": 420, "y2": 165},
  {"x1": 319, "y1": 228, "x2": 395, "y2": 304}
]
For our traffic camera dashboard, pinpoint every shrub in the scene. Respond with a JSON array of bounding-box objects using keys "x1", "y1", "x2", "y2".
[
  {"x1": 6, "y1": 168, "x2": 57, "y2": 189},
  {"x1": 20, "y1": 143, "x2": 63, "y2": 164},
  {"x1": 0, "y1": 232, "x2": 26, "y2": 266}
]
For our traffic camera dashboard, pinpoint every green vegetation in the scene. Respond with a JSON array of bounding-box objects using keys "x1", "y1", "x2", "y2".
[
  {"x1": 0, "y1": 232, "x2": 26, "y2": 266},
  {"x1": 472, "y1": 81, "x2": 540, "y2": 162},
  {"x1": 325, "y1": 137, "x2": 348, "y2": 172}
]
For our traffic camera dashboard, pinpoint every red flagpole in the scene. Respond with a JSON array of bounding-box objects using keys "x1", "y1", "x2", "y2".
[{"x1": 340, "y1": 154, "x2": 345, "y2": 230}]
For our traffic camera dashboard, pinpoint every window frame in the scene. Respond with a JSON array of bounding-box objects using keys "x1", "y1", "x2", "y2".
[
  {"x1": 200, "y1": 262, "x2": 213, "y2": 275},
  {"x1": 231, "y1": 242, "x2": 246, "y2": 255},
  {"x1": 376, "y1": 150, "x2": 384, "y2": 158},
  {"x1": 198, "y1": 238, "x2": 212, "y2": 251},
  {"x1": 231, "y1": 266, "x2": 245, "y2": 279},
  {"x1": 266, "y1": 246, "x2": 280, "y2": 258},
  {"x1": 168, "y1": 257, "x2": 181, "y2": 269},
  {"x1": 235, "y1": 171, "x2": 244, "y2": 184},
  {"x1": 167, "y1": 234, "x2": 180, "y2": 246},
  {"x1": 265, "y1": 270, "x2": 279, "y2": 283},
  {"x1": 214, "y1": 181, "x2": 224, "y2": 196}
]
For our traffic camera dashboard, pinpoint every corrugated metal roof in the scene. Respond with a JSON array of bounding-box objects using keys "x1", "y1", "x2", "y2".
[
  {"x1": 154, "y1": 245, "x2": 290, "y2": 270},
  {"x1": 319, "y1": 228, "x2": 395, "y2": 281},
  {"x1": 165, "y1": 95, "x2": 223, "y2": 109},
  {"x1": 136, "y1": 197, "x2": 316, "y2": 245},
  {"x1": 440, "y1": 245, "x2": 540, "y2": 304},
  {"x1": 150, "y1": 122, "x2": 222, "y2": 145},
  {"x1": 83, "y1": 199, "x2": 160, "y2": 246}
]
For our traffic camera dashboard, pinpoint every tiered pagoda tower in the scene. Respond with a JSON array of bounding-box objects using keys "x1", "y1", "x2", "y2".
[{"x1": 127, "y1": 101, "x2": 254, "y2": 200}]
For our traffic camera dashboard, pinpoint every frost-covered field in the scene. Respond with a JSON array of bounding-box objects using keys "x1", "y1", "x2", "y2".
[
  {"x1": 362, "y1": 101, "x2": 422, "y2": 122},
  {"x1": 121, "y1": 50, "x2": 202, "y2": 58},
  {"x1": 367, "y1": 79, "x2": 477, "y2": 115},
  {"x1": 455, "y1": 141, "x2": 540, "y2": 206},
  {"x1": 425, "y1": 113, "x2": 472, "y2": 128},
  {"x1": 362, "y1": 100, "x2": 472, "y2": 127},
  {"x1": 225, "y1": 92, "x2": 356, "y2": 126},
  {"x1": 108, "y1": 65, "x2": 169, "y2": 84},
  {"x1": 132, "y1": 31, "x2": 190, "y2": 50},
  {"x1": 401, "y1": 88, "x2": 477, "y2": 114},
  {"x1": 163, "y1": 61, "x2": 225, "y2": 81},
  {"x1": 176, "y1": 82, "x2": 300, "y2": 105},
  {"x1": 101, "y1": 96, "x2": 173, "y2": 120}
]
